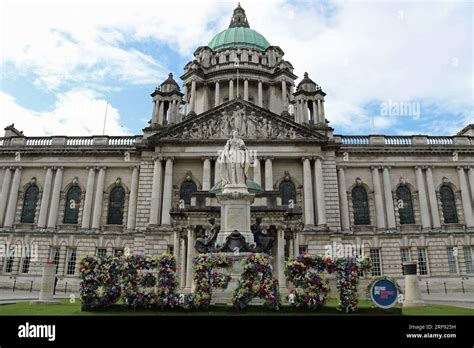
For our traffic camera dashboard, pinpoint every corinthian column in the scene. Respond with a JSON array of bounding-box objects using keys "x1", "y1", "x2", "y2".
[
  {"x1": 214, "y1": 81, "x2": 220, "y2": 107},
  {"x1": 314, "y1": 157, "x2": 326, "y2": 226},
  {"x1": 469, "y1": 167, "x2": 474, "y2": 202},
  {"x1": 202, "y1": 158, "x2": 211, "y2": 191},
  {"x1": 214, "y1": 158, "x2": 221, "y2": 186},
  {"x1": 257, "y1": 80, "x2": 263, "y2": 107},
  {"x1": 91, "y1": 167, "x2": 106, "y2": 229},
  {"x1": 253, "y1": 157, "x2": 261, "y2": 186},
  {"x1": 38, "y1": 167, "x2": 53, "y2": 228},
  {"x1": 127, "y1": 166, "x2": 139, "y2": 230},
  {"x1": 189, "y1": 80, "x2": 196, "y2": 114},
  {"x1": 4, "y1": 167, "x2": 21, "y2": 228},
  {"x1": 161, "y1": 158, "x2": 174, "y2": 225},
  {"x1": 0, "y1": 167, "x2": 13, "y2": 227},
  {"x1": 149, "y1": 158, "x2": 163, "y2": 225},
  {"x1": 425, "y1": 166, "x2": 441, "y2": 228},
  {"x1": 81, "y1": 167, "x2": 96, "y2": 229},
  {"x1": 243, "y1": 79, "x2": 249, "y2": 101},
  {"x1": 277, "y1": 230, "x2": 286, "y2": 288},
  {"x1": 415, "y1": 166, "x2": 431, "y2": 229},
  {"x1": 302, "y1": 157, "x2": 314, "y2": 226},
  {"x1": 337, "y1": 166, "x2": 350, "y2": 231},
  {"x1": 371, "y1": 166, "x2": 386, "y2": 229},
  {"x1": 264, "y1": 157, "x2": 273, "y2": 191},
  {"x1": 185, "y1": 228, "x2": 195, "y2": 291},
  {"x1": 47, "y1": 167, "x2": 63, "y2": 229},
  {"x1": 457, "y1": 167, "x2": 473, "y2": 227},
  {"x1": 151, "y1": 100, "x2": 159, "y2": 125},
  {"x1": 229, "y1": 80, "x2": 234, "y2": 100},
  {"x1": 382, "y1": 167, "x2": 396, "y2": 229}
]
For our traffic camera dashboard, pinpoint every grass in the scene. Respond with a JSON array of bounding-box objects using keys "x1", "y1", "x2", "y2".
[{"x1": 0, "y1": 298, "x2": 473, "y2": 316}]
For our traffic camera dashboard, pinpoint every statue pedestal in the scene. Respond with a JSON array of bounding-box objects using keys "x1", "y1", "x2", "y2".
[{"x1": 216, "y1": 187, "x2": 255, "y2": 248}]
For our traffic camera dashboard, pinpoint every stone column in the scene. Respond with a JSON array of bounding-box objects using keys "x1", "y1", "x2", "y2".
[
  {"x1": 257, "y1": 80, "x2": 263, "y2": 107},
  {"x1": 320, "y1": 99, "x2": 325, "y2": 122},
  {"x1": 91, "y1": 167, "x2": 106, "y2": 229},
  {"x1": 277, "y1": 230, "x2": 286, "y2": 288},
  {"x1": 281, "y1": 80, "x2": 287, "y2": 112},
  {"x1": 468, "y1": 167, "x2": 474, "y2": 202},
  {"x1": 214, "y1": 81, "x2": 220, "y2": 107},
  {"x1": 302, "y1": 157, "x2": 315, "y2": 226},
  {"x1": 293, "y1": 232, "x2": 299, "y2": 257},
  {"x1": 202, "y1": 158, "x2": 211, "y2": 191},
  {"x1": 264, "y1": 157, "x2": 273, "y2": 191},
  {"x1": 457, "y1": 166, "x2": 473, "y2": 227},
  {"x1": 189, "y1": 80, "x2": 196, "y2": 114},
  {"x1": 158, "y1": 101, "x2": 164, "y2": 125},
  {"x1": 214, "y1": 158, "x2": 221, "y2": 186},
  {"x1": 303, "y1": 100, "x2": 309, "y2": 122},
  {"x1": 81, "y1": 167, "x2": 96, "y2": 229},
  {"x1": 317, "y1": 99, "x2": 323, "y2": 123},
  {"x1": 149, "y1": 158, "x2": 163, "y2": 225},
  {"x1": 253, "y1": 157, "x2": 261, "y2": 186},
  {"x1": 4, "y1": 167, "x2": 21, "y2": 228},
  {"x1": 38, "y1": 167, "x2": 53, "y2": 228},
  {"x1": 180, "y1": 238, "x2": 186, "y2": 288},
  {"x1": 314, "y1": 157, "x2": 327, "y2": 226},
  {"x1": 151, "y1": 100, "x2": 159, "y2": 125},
  {"x1": 229, "y1": 80, "x2": 234, "y2": 100},
  {"x1": 202, "y1": 83, "x2": 209, "y2": 112},
  {"x1": 127, "y1": 166, "x2": 139, "y2": 230},
  {"x1": 382, "y1": 167, "x2": 396, "y2": 229},
  {"x1": 46, "y1": 167, "x2": 63, "y2": 229},
  {"x1": 185, "y1": 228, "x2": 194, "y2": 290},
  {"x1": 371, "y1": 166, "x2": 386, "y2": 229},
  {"x1": 243, "y1": 79, "x2": 249, "y2": 101},
  {"x1": 425, "y1": 166, "x2": 441, "y2": 228},
  {"x1": 337, "y1": 166, "x2": 350, "y2": 231},
  {"x1": 161, "y1": 158, "x2": 174, "y2": 225},
  {"x1": 0, "y1": 167, "x2": 12, "y2": 227},
  {"x1": 415, "y1": 166, "x2": 431, "y2": 229},
  {"x1": 173, "y1": 230, "x2": 180, "y2": 275},
  {"x1": 168, "y1": 100, "x2": 175, "y2": 124}
]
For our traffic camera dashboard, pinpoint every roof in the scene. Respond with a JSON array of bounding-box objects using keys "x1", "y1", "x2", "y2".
[{"x1": 208, "y1": 27, "x2": 270, "y2": 52}]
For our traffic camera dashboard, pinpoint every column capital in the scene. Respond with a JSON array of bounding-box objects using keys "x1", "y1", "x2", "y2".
[
  {"x1": 152, "y1": 155, "x2": 163, "y2": 162},
  {"x1": 129, "y1": 165, "x2": 139, "y2": 171},
  {"x1": 301, "y1": 156, "x2": 311, "y2": 162},
  {"x1": 382, "y1": 165, "x2": 391, "y2": 170},
  {"x1": 370, "y1": 165, "x2": 379, "y2": 171},
  {"x1": 414, "y1": 165, "x2": 423, "y2": 171},
  {"x1": 456, "y1": 165, "x2": 465, "y2": 171},
  {"x1": 85, "y1": 166, "x2": 97, "y2": 171},
  {"x1": 336, "y1": 165, "x2": 347, "y2": 171},
  {"x1": 201, "y1": 156, "x2": 212, "y2": 162},
  {"x1": 313, "y1": 155, "x2": 324, "y2": 161},
  {"x1": 164, "y1": 157, "x2": 176, "y2": 163}
]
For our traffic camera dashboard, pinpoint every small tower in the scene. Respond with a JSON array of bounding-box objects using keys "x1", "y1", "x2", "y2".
[
  {"x1": 229, "y1": 3, "x2": 250, "y2": 28},
  {"x1": 150, "y1": 73, "x2": 183, "y2": 127},
  {"x1": 293, "y1": 72, "x2": 326, "y2": 125}
]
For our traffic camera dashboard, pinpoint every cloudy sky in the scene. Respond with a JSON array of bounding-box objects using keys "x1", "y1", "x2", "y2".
[{"x1": 0, "y1": 0, "x2": 472, "y2": 136}]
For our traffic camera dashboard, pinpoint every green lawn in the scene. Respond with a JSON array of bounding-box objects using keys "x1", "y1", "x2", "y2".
[{"x1": 0, "y1": 298, "x2": 473, "y2": 316}]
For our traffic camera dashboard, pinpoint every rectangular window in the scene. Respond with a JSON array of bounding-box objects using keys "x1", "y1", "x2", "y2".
[
  {"x1": 114, "y1": 248, "x2": 124, "y2": 257},
  {"x1": 96, "y1": 248, "x2": 107, "y2": 258},
  {"x1": 4, "y1": 249, "x2": 15, "y2": 273},
  {"x1": 167, "y1": 245, "x2": 174, "y2": 255},
  {"x1": 50, "y1": 247, "x2": 60, "y2": 274},
  {"x1": 370, "y1": 248, "x2": 382, "y2": 276},
  {"x1": 298, "y1": 245, "x2": 308, "y2": 254},
  {"x1": 463, "y1": 246, "x2": 474, "y2": 274},
  {"x1": 21, "y1": 248, "x2": 31, "y2": 274},
  {"x1": 447, "y1": 247, "x2": 458, "y2": 274},
  {"x1": 66, "y1": 248, "x2": 77, "y2": 275},
  {"x1": 400, "y1": 248, "x2": 411, "y2": 275},
  {"x1": 417, "y1": 247, "x2": 428, "y2": 275}
]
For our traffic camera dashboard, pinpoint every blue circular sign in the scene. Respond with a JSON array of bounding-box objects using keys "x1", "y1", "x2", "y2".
[{"x1": 370, "y1": 278, "x2": 398, "y2": 309}]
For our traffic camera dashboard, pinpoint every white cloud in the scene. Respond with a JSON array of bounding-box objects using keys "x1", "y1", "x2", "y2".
[{"x1": 0, "y1": 90, "x2": 129, "y2": 136}]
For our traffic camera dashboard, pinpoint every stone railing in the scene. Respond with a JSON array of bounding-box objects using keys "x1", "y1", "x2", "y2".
[
  {"x1": 335, "y1": 135, "x2": 473, "y2": 146},
  {"x1": 0, "y1": 135, "x2": 142, "y2": 148}
]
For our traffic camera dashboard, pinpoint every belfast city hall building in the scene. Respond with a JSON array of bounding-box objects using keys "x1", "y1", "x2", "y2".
[{"x1": 0, "y1": 4, "x2": 473, "y2": 293}]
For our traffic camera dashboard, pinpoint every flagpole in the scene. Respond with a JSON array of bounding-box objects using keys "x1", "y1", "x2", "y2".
[{"x1": 102, "y1": 102, "x2": 108, "y2": 135}]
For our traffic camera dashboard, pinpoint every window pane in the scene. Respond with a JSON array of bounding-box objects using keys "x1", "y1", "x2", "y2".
[
  {"x1": 50, "y1": 247, "x2": 60, "y2": 274},
  {"x1": 66, "y1": 248, "x2": 77, "y2": 275},
  {"x1": 396, "y1": 186, "x2": 415, "y2": 224},
  {"x1": 417, "y1": 248, "x2": 428, "y2": 275},
  {"x1": 440, "y1": 186, "x2": 458, "y2": 223},
  {"x1": 21, "y1": 248, "x2": 31, "y2": 274},
  {"x1": 352, "y1": 186, "x2": 370, "y2": 225},
  {"x1": 21, "y1": 185, "x2": 39, "y2": 223},
  {"x1": 463, "y1": 247, "x2": 474, "y2": 274},
  {"x1": 96, "y1": 248, "x2": 107, "y2": 258},
  {"x1": 279, "y1": 181, "x2": 296, "y2": 205},
  {"x1": 400, "y1": 248, "x2": 411, "y2": 275},
  {"x1": 64, "y1": 186, "x2": 81, "y2": 224},
  {"x1": 370, "y1": 248, "x2": 381, "y2": 276},
  {"x1": 107, "y1": 187, "x2": 125, "y2": 225},
  {"x1": 5, "y1": 248, "x2": 15, "y2": 273},
  {"x1": 447, "y1": 247, "x2": 457, "y2": 274}
]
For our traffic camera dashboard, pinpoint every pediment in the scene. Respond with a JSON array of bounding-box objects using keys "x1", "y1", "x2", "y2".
[{"x1": 149, "y1": 99, "x2": 327, "y2": 144}]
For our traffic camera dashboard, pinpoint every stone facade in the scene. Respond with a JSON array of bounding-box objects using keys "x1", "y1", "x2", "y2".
[{"x1": 0, "y1": 5, "x2": 473, "y2": 295}]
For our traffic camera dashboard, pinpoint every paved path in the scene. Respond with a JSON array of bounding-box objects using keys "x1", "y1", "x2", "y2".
[
  {"x1": 0, "y1": 289, "x2": 71, "y2": 305},
  {"x1": 421, "y1": 293, "x2": 474, "y2": 309}
]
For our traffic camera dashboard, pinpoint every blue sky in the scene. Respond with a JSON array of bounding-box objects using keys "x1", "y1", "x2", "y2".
[{"x1": 0, "y1": 0, "x2": 472, "y2": 136}]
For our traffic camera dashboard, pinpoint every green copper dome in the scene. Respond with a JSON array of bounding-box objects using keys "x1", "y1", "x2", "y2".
[{"x1": 208, "y1": 27, "x2": 270, "y2": 52}]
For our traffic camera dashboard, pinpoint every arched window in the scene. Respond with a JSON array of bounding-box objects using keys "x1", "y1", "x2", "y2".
[
  {"x1": 180, "y1": 180, "x2": 197, "y2": 205},
  {"x1": 352, "y1": 186, "x2": 370, "y2": 225},
  {"x1": 279, "y1": 180, "x2": 296, "y2": 205},
  {"x1": 107, "y1": 186, "x2": 125, "y2": 225},
  {"x1": 64, "y1": 186, "x2": 81, "y2": 224},
  {"x1": 440, "y1": 185, "x2": 458, "y2": 223},
  {"x1": 396, "y1": 186, "x2": 415, "y2": 224},
  {"x1": 21, "y1": 185, "x2": 39, "y2": 223}
]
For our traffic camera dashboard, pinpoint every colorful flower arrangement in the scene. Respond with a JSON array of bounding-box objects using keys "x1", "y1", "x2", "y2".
[
  {"x1": 232, "y1": 253, "x2": 281, "y2": 310},
  {"x1": 285, "y1": 253, "x2": 371, "y2": 313},
  {"x1": 189, "y1": 253, "x2": 233, "y2": 310},
  {"x1": 333, "y1": 256, "x2": 372, "y2": 313},
  {"x1": 79, "y1": 256, "x2": 122, "y2": 310},
  {"x1": 285, "y1": 254, "x2": 332, "y2": 309},
  {"x1": 155, "y1": 253, "x2": 180, "y2": 309}
]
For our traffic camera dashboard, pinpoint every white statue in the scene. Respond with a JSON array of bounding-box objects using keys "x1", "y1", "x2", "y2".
[{"x1": 219, "y1": 130, "x2": 250, "y2": 187}]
